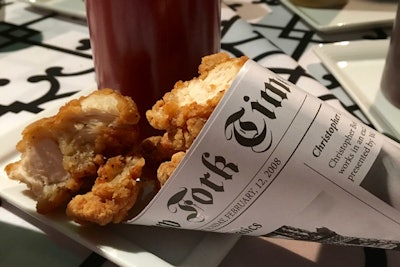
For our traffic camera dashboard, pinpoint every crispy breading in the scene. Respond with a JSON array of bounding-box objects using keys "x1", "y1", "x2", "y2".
[
  {"x1": 157, "y1": 151, "x2": 186, "y2": 186},
  {"x1": 148, "y1": 53, "x2": 248, "y2": 186},
  {"x1": 5, "y1": 53, "x2": 248, "y2": 225},
  {"x1": 66, "y1": 155, "x2": 144, "y2": 225},
  {"x1": 5, "y1": 89, "x2": 141, "y2": 213},
  {"x1": 146, "y1": 53, "x2": 247, "y2": 152}
]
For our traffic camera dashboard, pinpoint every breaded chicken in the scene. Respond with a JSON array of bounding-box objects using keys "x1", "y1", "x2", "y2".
[
  {"x1": 66, "y1": 155, "x2": 145, "y2": 225},
  {"x1": 146, "y1": 53, "x2": 247, "y2": 153},
  {"x1": 147, "y1": 53, "x2": 247, "y2": 186},
  {"x1": 5, "y1": 89, "x2": 141, "y2": 214},
  {"x1": 157, "y1": 151, "x2": 185, "y2": 186},
  {"x1": 5, "y1": 53, "x2": 248, "y2": 225}
]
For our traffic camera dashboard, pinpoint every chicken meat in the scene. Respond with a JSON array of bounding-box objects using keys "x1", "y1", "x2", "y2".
[{"x1": 5, "y1": 89, "x2": 142, "y2": 214}]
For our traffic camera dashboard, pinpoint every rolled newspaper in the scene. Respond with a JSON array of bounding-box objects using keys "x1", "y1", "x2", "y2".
[{"x1": 130, "y1": 58, "x2": 400, "y2": 250}]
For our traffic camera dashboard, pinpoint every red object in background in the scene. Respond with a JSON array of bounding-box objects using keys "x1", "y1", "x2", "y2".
[{"x1": 85, "y1": 0, "x2": 221, "y2": 136}]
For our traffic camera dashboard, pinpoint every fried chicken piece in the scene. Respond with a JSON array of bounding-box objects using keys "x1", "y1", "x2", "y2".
[
  {"x1": 66, "y1": 155, "x2": 145, "y2": 225},
  {"x1": 5, "y1": 89, "x2": 141, "y2": 213},
  {"x1": 146, "y1": 53, "x2": 247, "y2": 186},
  {"x1": 157, "y1": 151, "x2": 186, "y2": 186},
  {"x1": 146, "y1": 53, "x2": 247, "y2": 153}
]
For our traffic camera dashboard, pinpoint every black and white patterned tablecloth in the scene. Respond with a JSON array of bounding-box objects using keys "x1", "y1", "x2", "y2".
[
  {"x1": 0, "y1": 1, "x2": 95, "y2": 132},
  {"x1": 1, "y1": 0, "x2": 391, "y2": 131},
  {"x1": 0, "y1": 0, "x2": 397, "y2": 266}
]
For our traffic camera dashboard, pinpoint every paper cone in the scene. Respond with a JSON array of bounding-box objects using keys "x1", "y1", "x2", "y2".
[{"x1": 127, "y1": 59, "x2": 400, "y2": 250}]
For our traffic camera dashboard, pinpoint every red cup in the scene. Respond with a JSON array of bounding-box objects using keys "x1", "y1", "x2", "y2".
[
  {"x1": 380, "y1": 3, "x2": 400, "y2": 108},
  {"x1": 85, "y1": 0, "x2": 221, "y2": 136}
]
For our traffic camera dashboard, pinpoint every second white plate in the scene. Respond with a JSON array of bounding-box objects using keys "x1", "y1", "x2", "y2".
[
  {"x1": 281, "y1": 0, "x2": 396, "y2": 33},
  {"x1": 313, "y1": 39, "x2": 400, "y2": 141},
  {"x1": 18, "y1": 0, "x2": 86, "y2": 19}
]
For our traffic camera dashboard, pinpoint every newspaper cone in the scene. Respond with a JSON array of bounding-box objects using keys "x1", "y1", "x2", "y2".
[{"x1": 129, "y1": 59, "x2": 400, "y2": 250}]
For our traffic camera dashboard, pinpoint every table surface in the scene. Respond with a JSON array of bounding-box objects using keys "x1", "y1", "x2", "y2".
[{"x1": 1, "y1": 0, "x2": 400, "y2": 266}]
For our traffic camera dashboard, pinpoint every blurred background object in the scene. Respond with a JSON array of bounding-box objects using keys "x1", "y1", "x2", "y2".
[
  {"x1": 380, "y1": 1, "x2": 400, "y2": 108},
  {"x1": 289, "y1": 0, "x2": 348, "y2": 8}
]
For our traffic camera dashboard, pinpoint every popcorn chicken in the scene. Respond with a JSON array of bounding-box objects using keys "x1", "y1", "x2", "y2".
[
  {"x1": 5, "y1": 53, "x2": 249, "y2": 225},
  {"x1": 146, "y1": 53, "x2": 247, "y2": 152},
  {"x1": 66, "y1": 155, "x2": 144, "y2": 225},
  {"x1": 5, "y1": 89, "x2": 141, "y2": 214},
  {"x1": 146, "y1": 53, "x2": 247, "y2": 185}
]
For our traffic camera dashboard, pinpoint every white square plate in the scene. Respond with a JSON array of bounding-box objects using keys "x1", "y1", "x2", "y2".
[
  {"x1": 313, "y1": 39, "x2": 400, "y2": 141},
  {"x1": 17, "y1": 0, "x2": 86, "y2": 19},
  {"x1": 281, "y1": 0, "x2": 397, "y2": 33},
  {"x1": 0, "y1": 89, "x2": 240, "y2": 267}
]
